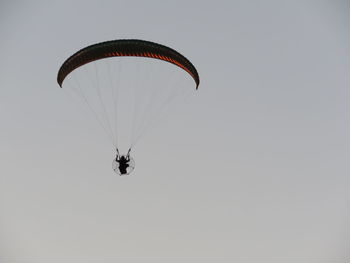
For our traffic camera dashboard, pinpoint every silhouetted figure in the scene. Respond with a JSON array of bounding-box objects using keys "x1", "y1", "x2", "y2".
[
  {"x1": 113, "y1": 148, "x2": 134, "y2": 175},
  {"x1": 117, "y1": 155, "x2": 130, "y2": 175}
]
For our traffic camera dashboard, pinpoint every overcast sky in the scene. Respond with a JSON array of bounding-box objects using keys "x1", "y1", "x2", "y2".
[{"x1": 1, "y1": 0, "x2": 350, "y2": 262}]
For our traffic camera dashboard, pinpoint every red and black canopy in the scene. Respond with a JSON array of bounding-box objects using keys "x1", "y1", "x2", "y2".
[{"x1": 57, "y1": 39, "x2": 200, "y2": 89}]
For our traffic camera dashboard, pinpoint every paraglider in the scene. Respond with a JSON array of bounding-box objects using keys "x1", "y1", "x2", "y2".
[{"x1": 57, "y1": 39, "x2": 199, "y2": 175}]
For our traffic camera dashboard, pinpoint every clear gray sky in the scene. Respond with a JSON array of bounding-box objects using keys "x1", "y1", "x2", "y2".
[{"x1": 1, "y1": 0, "x2": 350, "y2": 262}]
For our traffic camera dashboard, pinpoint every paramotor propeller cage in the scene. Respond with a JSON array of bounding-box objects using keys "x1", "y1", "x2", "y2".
[{"x1": 113, "y1": 148, "x2": 134, "y2": 176}]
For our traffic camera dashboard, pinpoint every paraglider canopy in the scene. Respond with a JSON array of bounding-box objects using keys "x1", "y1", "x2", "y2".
[{"x1": 57, "y1": 39, "x2": 199, "y2": 89}]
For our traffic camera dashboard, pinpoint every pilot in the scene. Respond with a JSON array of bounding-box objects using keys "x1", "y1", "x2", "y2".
[
  {"x1": 113, "y1": 149, "x2": 133, "y2": 175},
  {"x1": 116, "y1": 155, "x2": 130, "y2": 175}
]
